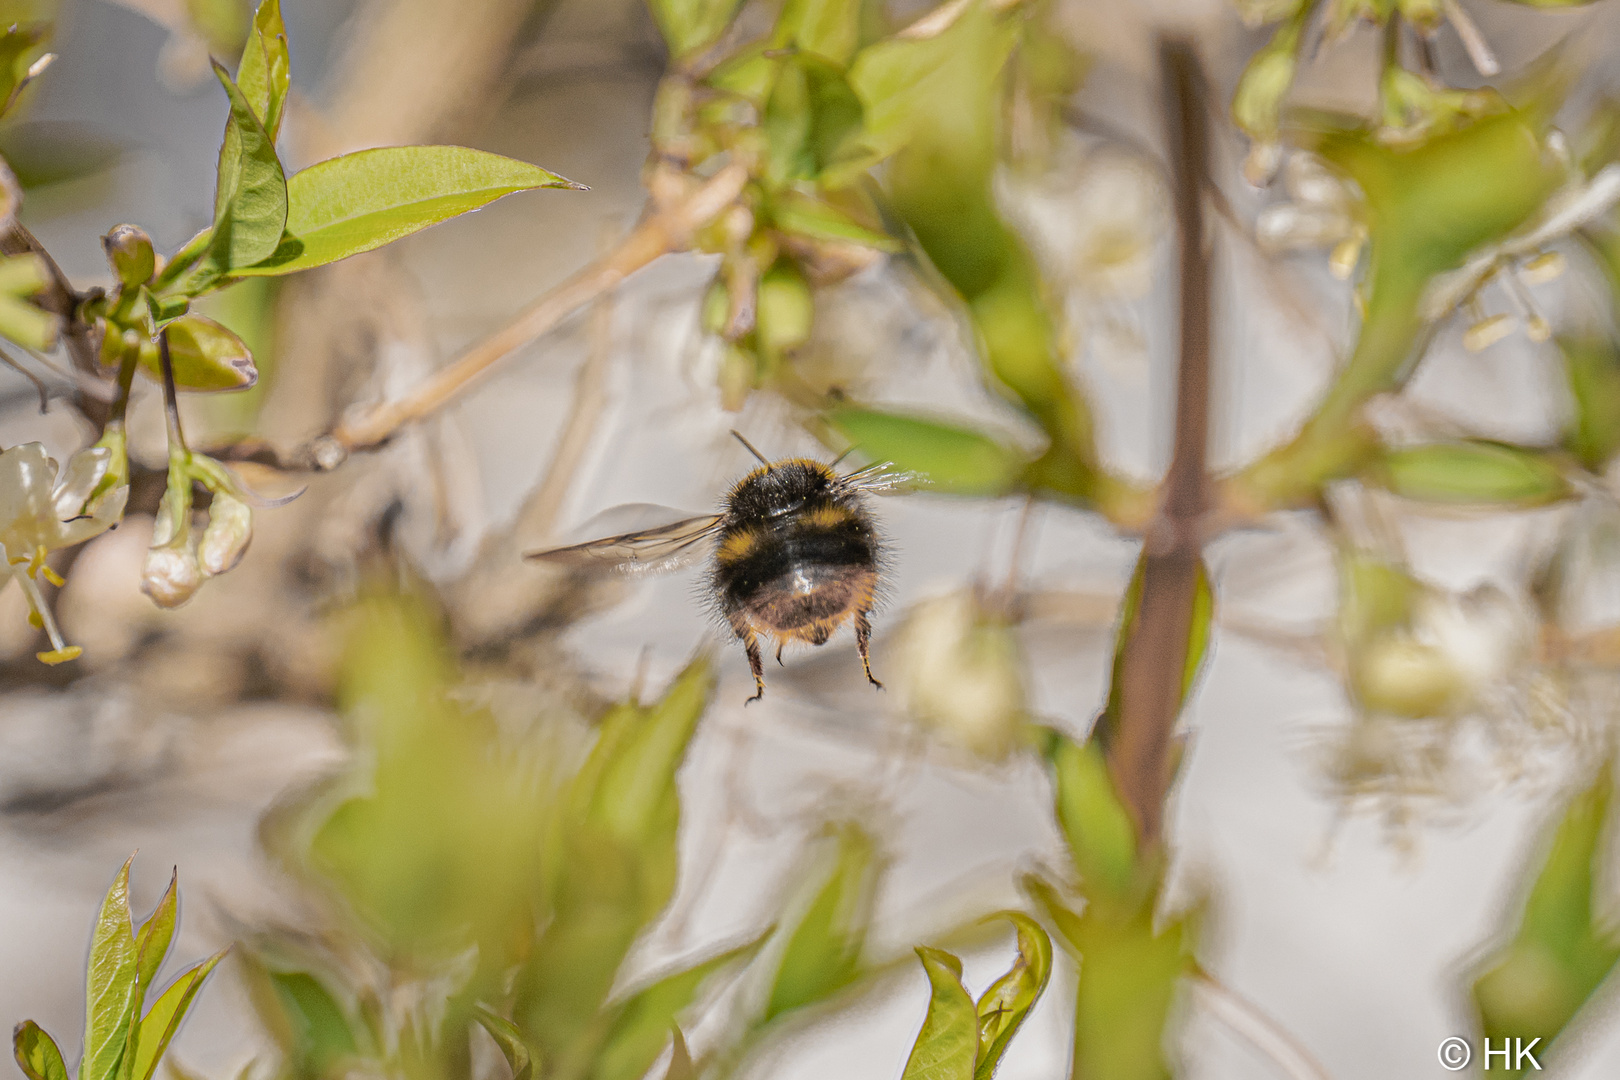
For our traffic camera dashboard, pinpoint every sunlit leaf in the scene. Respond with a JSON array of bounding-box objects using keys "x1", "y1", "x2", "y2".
[
  {"x1": 12, "y1": 1022, "x2": 68, "y2": 1080},
  {"x1": 1375, "y1": 441, "x2": 1570, "y2": 506},
  {"x1": 230, "y1": 146, "x2": 579, "y2": 277},
  {"x1": 102, "y1": 315, "x2": 257, "y2": 393},
  {"x1": 84, "y1": 856, "x2": 139, "y2": 1080},
  {"x1": 593, "y1": 935, "x2": 767, "y2": 1080},
  {"x1": 765, "y1": 823, "x2": 880, "y2": 1021},
  {"x1": 129, "y1": 951, "x2": 226, "y2": 1080},
  {"x1": 134, "y1": 870, "x2": 178, "y2": 995},
  {"x1": 206, "y1": 61, "x2": 288, "y2": 275},
  {"x1": 830, "y1": 408, "x2": 1027, "y2": 495},
  {"x1": 1473, "y1": 763, "x2": 1620, "y2": 1075},
  {"x1": 973, "y1": 913, "x2": 1053, "y2": 1080},
  {"x1": 900, "y1": 948, "x2": 976, "y2": 1080},
  {"x1": 474, "y1": 1007, "x2": 536, "y2": 1080},
  {"x1": 236, "y1": 0, "x2": 289, "y2": 141}
]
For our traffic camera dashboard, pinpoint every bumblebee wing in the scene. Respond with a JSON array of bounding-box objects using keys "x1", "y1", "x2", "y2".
[
  {"x1": 840, "y1": 462, "x2": 924, "y2": 495},
  {"x1": 525, "y1": 510, "x2": 724, "y2": 575}
]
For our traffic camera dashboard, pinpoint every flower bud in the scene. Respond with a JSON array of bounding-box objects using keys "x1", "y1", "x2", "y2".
[
  {"x1": 1233, "y1": 39, "x2": 1297, "y2": 142},
  {"x1": 895, "y1": 591, "x2": 1026, "y2": 760},
  {"x1": 1351, "y1": 634, "x2": 1463, "y2": 718},
  {"x1": 198, "y1": 492, "x2": 252, "y2": 576},
  {"x1": 756, "y1": 262, "x2": 813, "y2": 357},
  {"x1": 102, "y1": 224, "x2": 156, "y2": 288},
  {"x1": 141, "y1": 542, "x2": 202, "y2": 608}
]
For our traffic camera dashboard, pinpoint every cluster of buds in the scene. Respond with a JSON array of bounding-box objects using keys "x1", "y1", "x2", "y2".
[
  {"x1": 141, "y1": 450, "x2": 254, "y2": 609},
  {"x1": 0, "y1": 442, "x2": 128, "y2": 663}
]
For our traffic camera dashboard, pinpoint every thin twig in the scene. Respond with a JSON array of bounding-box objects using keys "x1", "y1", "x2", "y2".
[
  {"x1": 1101, "y1": 37, "x2": 1213, "y2": 844},
  {"x1": 322, "y1": 163, "x2": 749, "y2": 462},
  {"x1": 1191, "y1": 971, "x2": 1336, "y2": 1080}
]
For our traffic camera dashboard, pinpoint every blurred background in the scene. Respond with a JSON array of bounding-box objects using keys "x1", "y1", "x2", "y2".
[{"x1": 3, "y1": 1, "x2": 1620, "y2": 1079}]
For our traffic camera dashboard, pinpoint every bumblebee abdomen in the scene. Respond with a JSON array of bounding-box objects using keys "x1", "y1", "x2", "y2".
[{"x1": 713, "y1": 501, "x2": 879, "y2": 637}]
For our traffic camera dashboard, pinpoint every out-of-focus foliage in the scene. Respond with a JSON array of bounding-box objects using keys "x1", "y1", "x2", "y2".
[
  {"x1": 12, "y1": 859, "x2": 224, "y2": 1080},
  {"x1": 1472, "y1": 763, "x2": 1620, "y2": 1078}
]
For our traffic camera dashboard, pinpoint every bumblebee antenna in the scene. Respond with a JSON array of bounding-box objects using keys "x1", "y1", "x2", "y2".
[{"x1": 730, "y1": 430, "x2": 772, "y2": 467}]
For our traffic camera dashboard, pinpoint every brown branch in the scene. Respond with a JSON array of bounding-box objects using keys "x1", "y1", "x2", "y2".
[
  {"x1": 1102, "y1": 36, "x2": 1213, "y2": 845},
  {"x1": 319, "y1": 163, "x2": 749, "y2": 463}
]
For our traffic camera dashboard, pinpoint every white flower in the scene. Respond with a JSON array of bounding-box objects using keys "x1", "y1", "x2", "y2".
[
  {"x1": 1255, "y1": 153, "x2": 1368, "y2": 279},
  {"x1": 0, "y1": 442, "x2": 129, "y2": 663},
  {"x1": 894, "y1": 590, "x2": 1026, "y2": 760}
]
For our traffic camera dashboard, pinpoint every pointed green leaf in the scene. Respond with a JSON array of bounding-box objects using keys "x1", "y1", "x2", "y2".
[
  {"x1": 901, "y1": 948, "x2": 977, "y2": 1080},
  {"x1": 1375, "y1": 441, "x2": 1570, "y2": 507},
  {"x1": 473, "y1": 1007, "x2": 535, "y2": 1080},
  {"x1": 829, "y1": 408, "x2": 1027, "y2": 496},
  {"x1": 1473, "y1": 763, "x2": 1620, "y2": 1075},
  {"x1": 260, "y1": 969, "x2": 359, "y2": 1078},
  {"x1": 207, "y1": 61, "x2": 288, "y2": 274},
  {"x1": 236, "y1": 0, "x2": 289, "y2": 141},
  {"x1": 1046, "y1": 734, "x2": 1138, "y2": 902},
  {"x1": 105, "y1": 315, "x2": 256, "y2": 392},
  {"x1": 84, "y1": 857, "x2": 139, "y2": 1080},
  {"x1": 231, "y1": 146, "x2": 581, "y2": 277},
  {"x1": 134, "y1": 869, "x2": 178, "y2": 995},
  {"x1": 593, "y1": 934, "x2": 767, "y2": 1080},
  {"x1": 130, "y1": 951, "x2": 227, "y2": 1080},
  {"x1": 765, "y1": 823, "x2": 880, "y2": 1021},
  {"x1": 647, "y1": 0, "x2": 745, "y2": 58},
  {"x1": 13, "y1": 1022, "x2": 68, "y2": 1080},
  {"x1": 973, "y1": 913, "x2": 1053, "y2": 1080},
  {"x1": 661, "y1": 1028, "x2": 696, "y2": 1080},
  {"x1": 769, "y1": 191, "x2": 900, "y2": 251}
]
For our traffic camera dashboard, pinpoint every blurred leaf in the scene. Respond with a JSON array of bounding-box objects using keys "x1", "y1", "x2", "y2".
[
  {"x1": 1375, "y1": 441, "x2": 1570, "y2": 506},
  {"x1": 646, "y1": 0, "x2": 744, "y2": 59},
  {"x1": 830, "y1": 408, "x2": 1027, "y2": 495},
  {"x1": 1028, "y1": 878, "x2": 1192, "y2": 1080},
  {"x1": 205, "y1": 61, "x2": 288, "y2": 276},
  {"x1": 1100, "y1": 552, "x2": 1214, "y2": 727},
  {"x1": 764, "y1": 822, "x2": 880, "y2": 1021},
  {"x1": 901, "y1": 947, "x2": 976, "y2": 1080},
  {"x1": 103, "y1": 315, "x2": 257, "y2": 393},
  {"x1": 256, "y1": 969, "x2": 359, "y2": 1080},
  {"x1": 0, "y1": 19, "x2": 51, "y2": 122},
  {"x1": 134, "y1": 870, "x2": 178, "y2": 995},
  {"x1": 0, "y1": 292, "x2": 55, "y2": 351},
  {"x1": 0, "y1": 121, "x2": 121, "y2": 188},
  {"x1": 972, "y1": 913, "x2": 1052, "y2": 1080},
  {"x1": 769, "y1": 190, "x2": 899, "y2": 250},
  {"x1": 517, "y1": 659, "x2": 714, "y2": 1065},
  {"x1": 0, "y1": 253, "x2": 45, "y2": 295},
  {"x1": 474, "y1": 1007, "x2": 536, "y2": 1080},
  {"x1": 592, "y1": 934, "x2": 767, "y2": 1080},
  {"x1": 12, "y1": 1022, "x2": 67, "y2": 1080},
  {"x1": 129, "y1": 951, "x2": 226, "y2": 1080},
  {"x1": 230, "y1": 146, "x2": 579, "y2": 277},
  {"x1": 84, "y1": 856, "x2": 139, "y2": 1080},
  {"x1": 1473, "y1": 763, "x2": 1620, "y2": 1076},
  {"x1": 1561, "y1": 335, "x2": 1620, "y2": 469},
  {"x1": 1046, "y1": 734, "x2": 1138, "y2": 904},
  {"x1": 236, "y1": 0, "x2": 289, "y2": 142},
  {"x1": 777, "y1": 0, "x2": 862, "y2": 66},
  {"x1": 763, "y1": 54, "x2": 863, "y2": 188}
]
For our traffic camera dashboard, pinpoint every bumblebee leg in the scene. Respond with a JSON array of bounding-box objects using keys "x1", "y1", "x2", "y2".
[
  {"x1": 855, "y1": 609, "x2": 883, "y2": 691},
  {"x1": 730, "y1": 615, "x2": 766, "y2": 704},
  {"x1": 775, "y1": 640, "x2": 785, "y2": 666}
]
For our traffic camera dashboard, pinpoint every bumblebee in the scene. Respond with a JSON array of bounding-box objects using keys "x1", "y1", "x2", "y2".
[{"x1": 525, "y1": 433, "x2": 908, "y2": 702}]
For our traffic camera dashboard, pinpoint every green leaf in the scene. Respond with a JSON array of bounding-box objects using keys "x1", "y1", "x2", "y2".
[
  {"x1": 12, "y1": 1022, "x2": 68, "y2": 1080},
  {"x1": 130, "y1": 952, "x2": 227, "y2": 1080},
  {"x1": 765, "y1": 823, "x2": 880, "y2": 1021},
  {"x1": 1375, "y1": 441, "x2": 1570, "y2": 507},
  {"x1": 134, "y1": 870, "x2": 178, "y2": 995},
  {"x1": 206, "y1": 60, "x2": 288, "y2": 275},
  {"x1": 236, "y1": 0, "x2": 289, "y2": 141},
  {"x1": 1097, "y1": 552, "x2": 1214, "y2": 736},
  {"x1": 647, "y1": 0, "x2": 744, "y2": 58},
  {"x1": 769, "y1": 191, "x2": 900, "y2": 251},
  {"x1": 830, "y1": 408, "x2": 1026, "y2": 495},
  {"x1": 900, "y1": 948, "x2": 977, "y2": 1080},
  {"x1": 762, "y1": 54, "x2": 864, "y2": 188},
  {"x1": 1046, "y1": 734, "x2": 1138, "y2": 905},
  {"x1": 973, "y1": 913, "x2": 1053, "y2": 1080},
  {"x1": 231, "y1": 146, "x2": 580, "y2": 277},
  {"x1": 776, "y1": 0, "x2": 863, "y2": 67},
  {"x1": 474, "y1": 1007, "x2": 536, "y2": 1080},
  {"x1": 0, "y1": 292, "x2": 55, "y2": 351},
  {"x1": 0, "y1": 22, "x2": 51, "y2": 122},
  {"x1": 593, "y1": 935, "x2": 767, "y2": 1080},
  {"x1": 84, "y1": 856, "x2": 139, "y2": 1080},
  {"x1": 103, "y1": 315, "x2": 256, "y2": 393},
  {"x1": 259, "y1": 969, "x2": 359, "y2": 1078},
  {"x1": 1561, "y1": 335, "x2": 1620, "y2": 469},
  {"x1": 1473, "y1": 763, "x2": 1620, "y2": 1076}
]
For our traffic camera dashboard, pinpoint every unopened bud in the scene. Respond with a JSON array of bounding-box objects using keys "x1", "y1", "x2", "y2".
[
  {"x1": 756, "y1": 263, "x2": 813, "y2": 356},
  {"x1": 1232, "y1": 43, "x2": 1297, "y2": 142},
  {"x1": 141, "y1": 541, "x2": 202, "y2": 609},
  {"x1": 198, "y1": 493, "x2": 252, "y2": 576},
  {"x1": 102, "y1": 224, "x2": 155, "y2": 288},
  {"x1": 1351, "y1": 634, "x2": 1462, "y2": 718}
]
